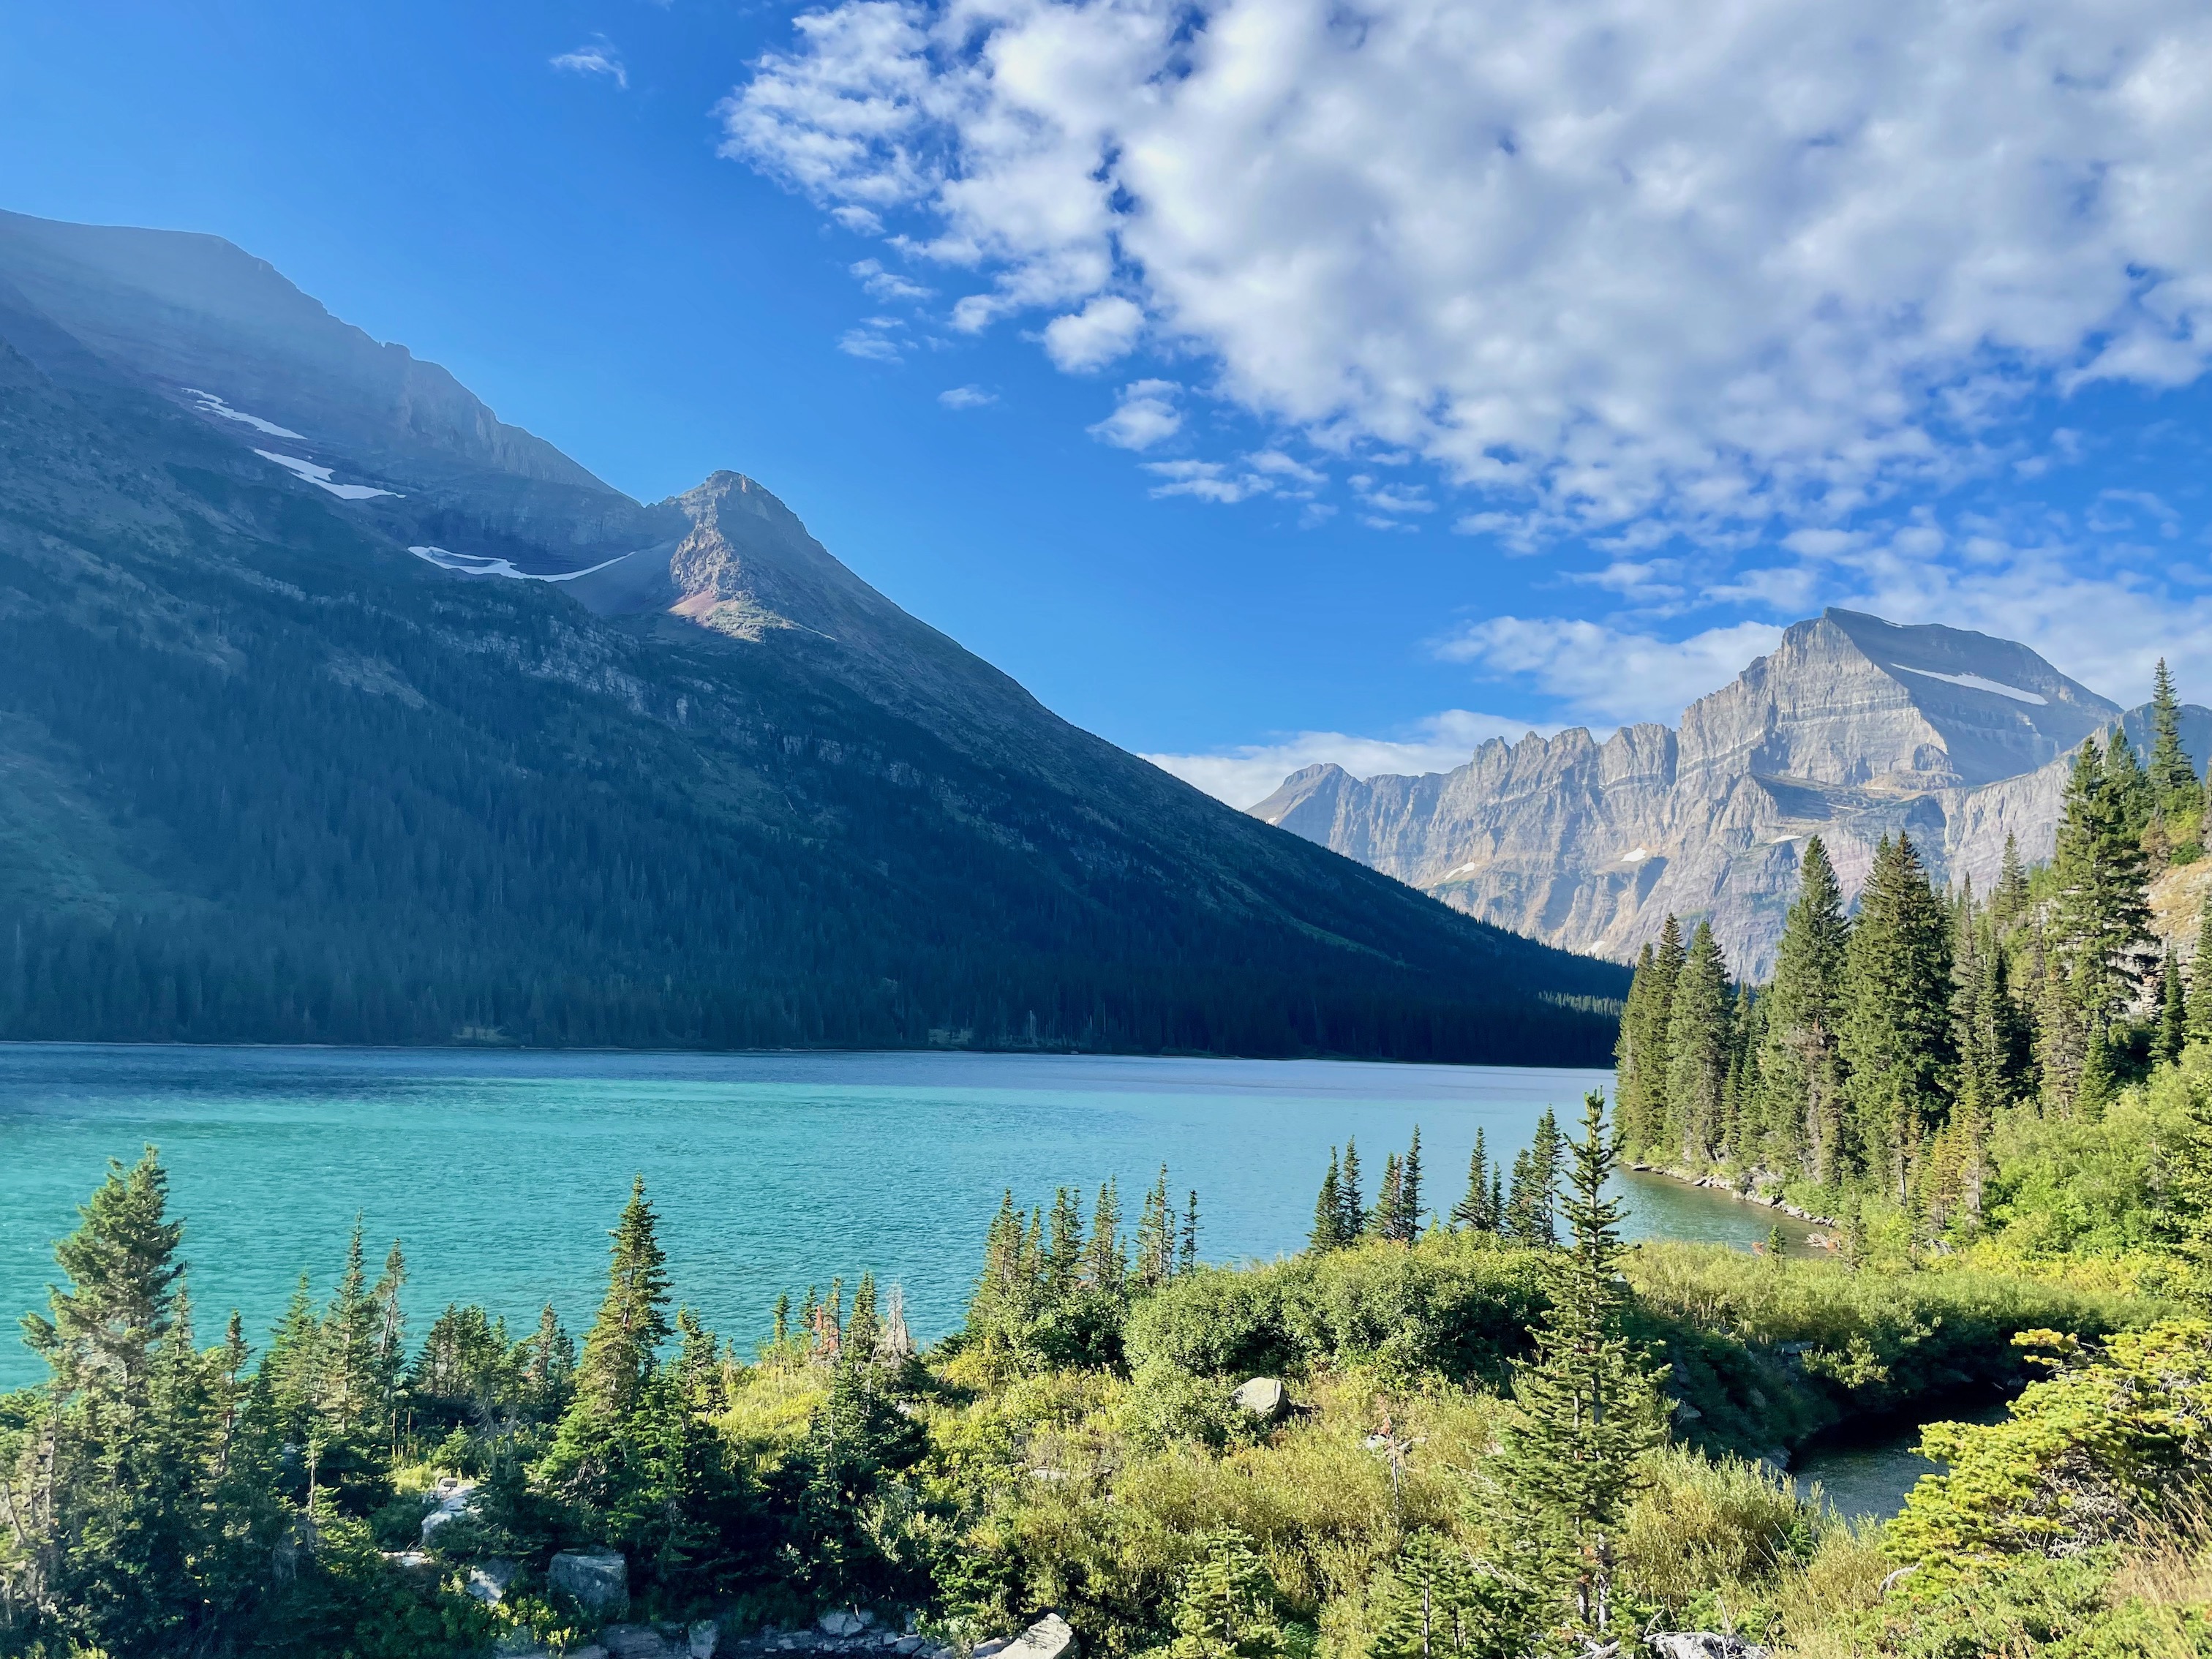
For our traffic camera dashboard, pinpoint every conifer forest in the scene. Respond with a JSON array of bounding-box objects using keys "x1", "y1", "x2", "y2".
[{"x1": 11, "y1": 668, "x2": 2212, "y2": 1659}]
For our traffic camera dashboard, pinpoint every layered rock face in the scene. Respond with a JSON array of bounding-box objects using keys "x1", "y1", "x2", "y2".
[{"x1": 1254, "y1": 612, "x2": 2208, "y2": 978}]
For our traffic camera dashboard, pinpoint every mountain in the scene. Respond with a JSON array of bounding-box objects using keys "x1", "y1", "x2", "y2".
[
  {"x1": 1253, "y1": 609, "x2": 2211, "y2": 979},
  {"x1": 0, "y1": 208, "x2": 1625, "y2": 1061}
]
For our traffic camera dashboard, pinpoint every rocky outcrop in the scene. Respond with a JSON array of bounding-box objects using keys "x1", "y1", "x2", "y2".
[
  {"x1": 1231, "y1": 1377, "x2": 1287, "y2": 1419},
  {"x1": 1254, "y1": 611, "x2": 2209, "y2": 977},
  {"x1": 549, "y1": 1547, "x2": 630, "y2": 1617}
]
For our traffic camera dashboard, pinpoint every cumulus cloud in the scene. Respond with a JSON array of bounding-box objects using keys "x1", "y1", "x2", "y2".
[
  {"x1": 1088, "y1": 379, "x2": 1182, "y2": 450},
  {"x1": 722, "y1": 0, "x2": 2212, "y2": 538},
  {"x1": 1144, "y1": 710, "x2": 1554, "y2": 808},
  {"x1": 552, "y1": 40, "x2": 628, "y2": 89},
  {"x1": 838, "y1": 317, "x2": 906, "y2": 360},
  {"x1": 851, "y1": 257, "x2": 934, "y2": 301},
  {"x1": 938, "y1": 383, "x2": 997, "y2": 408},
  {"x1": 1042, "y1": 296, "x2": 1146, "y2": 371}
]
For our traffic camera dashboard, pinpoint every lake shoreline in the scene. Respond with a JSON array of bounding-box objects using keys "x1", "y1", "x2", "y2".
[{"x1": 1627, "y1": 1159, "x2": 1845, "y2": 1230}]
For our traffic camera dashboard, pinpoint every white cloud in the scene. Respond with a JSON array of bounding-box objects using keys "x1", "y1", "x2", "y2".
[
  {"x1": 1042, "y1": 295, "x2": 1146, "y2": 371},
  {"x1": 838, "y1": 318, "x2": 905, "y2": 360},
  {"x1": 552, "y1": 40, "x2": 628, "y2": 89},
  {"x1": 1144, "y1": 710, "x2": 1554, "y2": 808},
  {"x1": 723, "y1": 0, "x2": 2212, "y2": 538},
  {"x1": 1088, "y1": 378, "x2": 1182, "y2": 449},
  {"x1": 1437, "y1": 617, "x2": 1790, "y2": 725},
  {"x1": 851, "y1": 257, "x2": 934, "y2": 300},
  {"x1": 938, "y1": 383, "x2": 997, "y2": 407}
]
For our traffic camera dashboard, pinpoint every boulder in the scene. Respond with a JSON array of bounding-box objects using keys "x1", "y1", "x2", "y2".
[
  {"x1": 466, "y1": 1557, "x2": 519, "y2": 1605},
  {"x1": 820, "y1": 1611, "x2": 870, "y2": 1639},
  {"x1": 691, "y1": 1621, "x2": 722, "y2": 1658},
  {"x1": 973, "y1": 1642, "x2": 1008, "y2": 1659},
  {"x1": 1230, "y1": 1378, "x2": 1287, "y2": 1419},
  {"x1": 999, "y1": 1614, "x2": 1076, "y2": 1659},
  {"x1": 1649, "y1": 1637, "x2": 1770, "y2": 1659},
  {"x1": 421, "y1": 1477, "x2": 480, "y2": 1545},
  {"x1": 604, "y1": 1627, "x2": 676, "y2": 1659},
  {"x1": 549, "y1": 1546, "x2": 631, "y2": 1617}
]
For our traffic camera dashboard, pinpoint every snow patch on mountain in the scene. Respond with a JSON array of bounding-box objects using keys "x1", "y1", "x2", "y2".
[
  {"x1": 184, "y1": 388, "x2": 304, "y2": 440},
  {"x1": 409, "y1": 546, "x2": 626, "y2": 582},
  {"x1": 1893, "y1": 665, "x2": 2049, "y2": 705},
  {"x1": 254, "y1": 449, "x2": 397, "y2": 500}
]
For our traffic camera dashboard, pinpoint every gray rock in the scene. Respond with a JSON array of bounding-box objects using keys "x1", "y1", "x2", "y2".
[
  {"x1": 1649, "y1": 1637, "x2": 1770, "y2": 1659},
  {"x1": 999, "y1": 1614, "x2": 1075, "y2": 1659},
  {"x1": 691, "y1": 1620, "x2": 722, "y2": 1658},
  {"x1": 549, "y1": 1547, "x2": 630, "y2": 1617},
  {"x1": 604, "y1": 1627, "x2": 677, "y2": 1659},
  {"x1": 821, "y1": 1612, "x2": 869, "y2": 1639},
  {"x1": 973, "y1": 1642, "x2": 1008, "y2": 1659},
  {"x1": 895, "y1": 1639, "x2": 925, "y2": 1655},
  {"x1": 421, "y1": 1477, "x2": 480, "y2": 1546},
  {"x1": 465, "y1": 1557, "x2": 518, "y2": 1605},
  {"x1": 1230, "y1": 1378, "x2": 1287, "y2": 1419},
  {"x1": 1250, "y1": 609, "x2": 2183, "y2": 979}
]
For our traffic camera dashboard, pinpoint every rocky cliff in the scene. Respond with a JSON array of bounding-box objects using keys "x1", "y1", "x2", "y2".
[{"x1": 1253, "y1": 612, "x2": 2211, "y2": 978}]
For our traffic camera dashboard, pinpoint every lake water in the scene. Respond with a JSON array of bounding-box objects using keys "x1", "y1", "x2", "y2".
[{"x1": 0, "y1": 1045, "x2": 1810, "y2": 1391}]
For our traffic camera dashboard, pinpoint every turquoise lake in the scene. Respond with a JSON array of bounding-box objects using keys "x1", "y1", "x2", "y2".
[{"x1": 0, "y1": 1045, "x2": 1809, "y2": 1391}]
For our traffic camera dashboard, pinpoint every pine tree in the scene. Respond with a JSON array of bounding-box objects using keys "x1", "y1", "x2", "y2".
[
  {"x1": 1840, "y1": 835, "x2": 1955, "y2": 1197},
  {"x1": 1136, "y1": 1166, "x2": 1177, "y2": 1285},
  {"x1": 322, "y1": 1216, "x2": 380, "y2": 1437},
  {"x1": 2107, "y1": 728, "x2": 2156, "y2": 840},
  {"x1": 1311, "y1": 1149, "x2": 1346, "y2": 1252},
  {"x1": 1401, "y1": 1126, "x2": 1425, "y2": 1238},
  {"x1": 2193, "y1": 888, "x2": 2212, "y2": 1048},
  {"x1": 2053, "y1": 737, "x2": 2153, "y2": 1030},
  {"x1": 1165, "y1": 1527, "x2": 1284, "y2": 1659},
  {"x1": 570, "y1": 1175, "x2": 672, "y2": 1426},
  {"x1": 1045, "y1": 1188, "x2": 1084, "y2": 1298},
  {"x1": 2033, "y1": 928, "x2": 2088, "y2": 1115},
  {"x1": 846, "y1": 1273, "x2": 881, "y2": 1361},
  {"x1": 370, "y1": 1239, "x2": 407, "y2": 1450},
  {"x1": 1086, "y1": 1181, "x2": 1126, "y2": 1288},
  {"x1": 1993, "y1": 833, "x2": 2033, "y2": 937},
  {"x1": 1451, "y1": 1130, "x2": 1494, "y2": 1233},
  {"x1": 1663, "y1": 922, "x2": 1732, "y2": 1165},
  {"x1": 2151, "y1": 658, "x2": 2203, "y2": 821},
  {"x1": 1497, "y1": 1091, "x2": 1664, "y2": 1637},
  {"x1": 1338, "y1": 1140, "x2": 1365, "y2": 1243},
  {"x1": 1614, "y1": 944, "x2": 1658, "y2": 1151},
  {"x1": 1762, "y1": 835, "x2": 1850, "y2": 1183},
  {"x1": 1375, "y1": 1152, "x2": 1405, "y2": 1244},
  {"x1": 1181, "y1": 1190, "x2": 1200, "y2": 1271},
  {"x1": 2159, "y1": 947, "x2": 2189, "y2": 1067}
]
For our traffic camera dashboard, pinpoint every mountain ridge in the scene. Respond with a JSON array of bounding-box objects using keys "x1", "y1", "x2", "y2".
[
  {"x1": 1254, "y1": 611, "x2": 2208, "y2": 977},
  {"x1": 0, "y1": 208, "x2": 1625, "y2": 1060}
]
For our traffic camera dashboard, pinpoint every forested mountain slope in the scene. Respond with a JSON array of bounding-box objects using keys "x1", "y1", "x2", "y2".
[{"x1": 0, "y1": 210, "x2": 1623, "y2": 1059}]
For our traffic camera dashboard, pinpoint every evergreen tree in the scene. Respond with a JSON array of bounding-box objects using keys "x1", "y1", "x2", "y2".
[
  {"x1": 2052, "y1": 737, "x2": 2153, "y2": 1030},
  {"x1": 1401, "y1": 1126, "x2": 1424, "y2": 1238},
  {"x1": 1086, "y1": 1181, "x2": 1126, "y2": 1289},
  {"x1": 369, "y1": 1240, "x2": 407, "y2": 1451},
  {"x1": 2159, "y1": 947, "x2": 2189, "y2": 1067},
  {"x1": 1451, "y1": 1130, "x2": 1494, "y2": 1233},
  {"x1": 1663, "y1": 922, "x2": 1733, "y2": 1165},
  {"x1": 846, "y1": 1274, "x2": 881, "y2": 1363},
  {"x1": 1165, "y1": 1527, "x2": 1284, "y2": 1659},
  {"x1": 1991, "y1": 833, "x2": 2032, "y2": 937},
  {"x1": 2031, "y1": 928, "x2": 2086, "y2": 1115},
  {"x1": 1375, "y1": 1152, "x2": 1405, "y2": 1244},
  {"x1": 1497, "y1": 1091, "x2": 1663, "y2": 1637},
  {"x1": 2107, "y1": 728, "x2": 2156, "y2": 840},
  {"x1": 1840, "y1": 835, "x2": 1955, "y2": 1197},
  {"x1": 1045, "y1": 1189, "x2": 1084, "y2": 1298},
  {"x1": 570, "y1": 1175, "x2": 672, "y2": 1427},
  {"x1": 1761, "y1": 835, "x2": 1851, "y2": 1183},
  {"x1": 2151, "y1": 658, "x2": 2203, "y2": 820},
  {"x1": 1135, "y1": 1166, "x2": 1176, "y2": 1286},
  {"x1": 1181, "y1": 1190, "x2": 1200, "y2": 1272},
  {"x1": 1614, "y1": 943, "x2": 1658, "y2": 1151},
  {"x1": 321, "y1": 1217, "x2": 380, "y2": 1437},
  {"x1": 1338, "y1": 1140, "x2": 1365, "y2": 1243},
  {"x1": 2194, "y1": 889, "x2": 2212, "y2": 1048},
  {"x1": 1310, "y1": 1149, "x2": 1346, "y2": 1252}
]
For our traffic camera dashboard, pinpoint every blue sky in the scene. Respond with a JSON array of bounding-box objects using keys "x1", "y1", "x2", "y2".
[{"x1": 9, "y1": 0, "x2": 2212, "y2": 805}]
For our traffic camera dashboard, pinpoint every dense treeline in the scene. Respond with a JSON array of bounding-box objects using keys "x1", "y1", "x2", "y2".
[
  {"x1": 1614, "y1": 661, "x2": 2209, "y2": 1233},
  {"x1": 0, "y1": 342, "x2": 1623, "y2": 1064}
]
